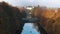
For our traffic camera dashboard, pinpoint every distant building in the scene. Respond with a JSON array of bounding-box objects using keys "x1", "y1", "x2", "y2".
[{"x1": 24, "y1": 6, "x2": 34, "y2": 18}]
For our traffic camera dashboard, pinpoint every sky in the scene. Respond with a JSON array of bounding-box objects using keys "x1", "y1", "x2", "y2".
[{"x1": 0, "y1": 0, "x2": 60, "y2": 8}]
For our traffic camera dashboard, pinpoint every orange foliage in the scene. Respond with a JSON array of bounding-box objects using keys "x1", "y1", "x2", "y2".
[{"x1": 33, "y1": 6, "x2": 60, "y2": 34}]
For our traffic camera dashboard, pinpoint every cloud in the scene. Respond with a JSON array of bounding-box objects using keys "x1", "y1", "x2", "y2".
[
  {"x1": 39, "y1": 0, "x2": 60, "y2": 8},
  {"x1": 0, "y1": 0, "x2": 60, "y2": 8},
  {"x1": 0, "y1": 0, "x2": 40, "y2": 6}
]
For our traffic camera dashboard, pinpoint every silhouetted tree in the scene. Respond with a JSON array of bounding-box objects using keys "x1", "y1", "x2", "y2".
[{"x1": 0, "y1": 1, "x2": 26, "y2": 34}]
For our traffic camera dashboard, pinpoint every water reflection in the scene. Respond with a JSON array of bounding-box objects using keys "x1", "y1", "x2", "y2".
[{"x1": 21, "y1": 23, "x2": 40, "y2": 34}]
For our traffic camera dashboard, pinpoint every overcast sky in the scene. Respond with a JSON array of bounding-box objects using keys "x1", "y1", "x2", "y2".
[{"x1": 0, "y1": 0, "x2": 60, "y2": 8}]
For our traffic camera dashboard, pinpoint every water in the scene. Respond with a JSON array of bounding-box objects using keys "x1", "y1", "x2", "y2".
[{"x1": 21, "y1": 23, "x2": 40, "y2": 34}]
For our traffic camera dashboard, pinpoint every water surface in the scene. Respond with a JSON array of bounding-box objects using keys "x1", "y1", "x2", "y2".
[{"x1": 21, "y1": 23, "x2": 40, "y2": 34}]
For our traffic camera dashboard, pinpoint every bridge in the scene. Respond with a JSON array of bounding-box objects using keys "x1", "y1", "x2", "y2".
[{"x1": 22, "y1": 18, "x2": 39, "y2": 23}]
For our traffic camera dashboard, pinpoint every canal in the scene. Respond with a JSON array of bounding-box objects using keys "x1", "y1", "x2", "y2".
[
  {"x1": 21, "y1": 6, "x2": 41, "y2": 34},
  {"x1": 21, "y1": 23, "x2": 40, "y2": 34}
]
